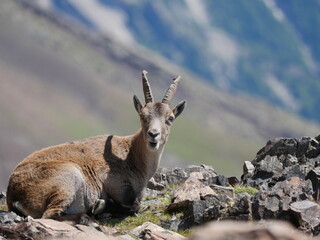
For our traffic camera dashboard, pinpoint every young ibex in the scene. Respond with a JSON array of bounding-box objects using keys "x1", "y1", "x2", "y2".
[{"x1": 6, "y1": 70, "x2": 186, "y2": 222}]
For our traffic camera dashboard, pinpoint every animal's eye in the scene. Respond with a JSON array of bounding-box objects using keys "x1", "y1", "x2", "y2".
[{"x1": 166, "y1": 116, "x2": 174, "y2": 125}]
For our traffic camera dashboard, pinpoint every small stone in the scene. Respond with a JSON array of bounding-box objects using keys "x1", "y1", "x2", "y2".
[
  {"x1": 168, "y1": 173, "x2": 216, "y2": 211},
  {"x1": 210, "y1": 185, "x2": 234, "y2": 198},
  {"x1": 265, "y1": 195, "x2": 280, "y2": 212},
  {"x1": 0, "y1": 211, "x2": 23, "y2": 224},
  {"x1": 243, "y1": 161, "x2": 254, "y2": 175},
  {"x1": 147, "y1": 177, "x2": 166, "y2": 191},
  {"x1": 205, "y1": 175, "x2": 230, "y2": 186},
  {"x1": 131, "y1": 222, "x2": 187, "y2": 240},
  {"x1": 230, "y1": 193, "x2": 251, "y2": 218},
  {"x1": 25, "y1": 216, "x2": 34, "y2": 222},
  {"x1": 258, "y1": 156, "x2": 283, "y2": 176},
  {"x1": 290, "y1": 200, "x2": 320, "y2": 228}
]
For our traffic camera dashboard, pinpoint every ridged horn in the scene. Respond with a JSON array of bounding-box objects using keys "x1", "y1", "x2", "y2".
[
  {"x1": 162, "y1": 76, "x2": 181, "y2": 104},
  {"x1": 142, "y1": 70, "x2": 154, "y2": 103}
]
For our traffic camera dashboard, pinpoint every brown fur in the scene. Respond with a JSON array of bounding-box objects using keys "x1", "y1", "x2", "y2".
[{"x1": 6, "y1": 72, "x2": 186, "y2": 221}]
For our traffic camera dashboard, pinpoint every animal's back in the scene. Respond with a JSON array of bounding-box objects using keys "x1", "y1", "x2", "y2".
[{"x1": 6, "y1": 135, "x2": 109, "y2": 218}]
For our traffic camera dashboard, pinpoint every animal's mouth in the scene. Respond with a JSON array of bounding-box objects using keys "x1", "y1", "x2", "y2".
[{"x1": 148, "y1": 141, "x2": 158, "y2": 149}]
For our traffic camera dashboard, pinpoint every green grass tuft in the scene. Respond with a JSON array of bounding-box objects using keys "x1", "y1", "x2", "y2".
[
  {"x1": 101, "y1": 185, "x2": 190, "y2": 236},
  {"x1": 102, "y1": 196, "x2": 178, "y2": 235},
  {"x1": 0, "y1": 204, "x2": 8, "y2": 211},
  {"x1": 234, "y1": 186, "x2": 259, "y2": 195}
]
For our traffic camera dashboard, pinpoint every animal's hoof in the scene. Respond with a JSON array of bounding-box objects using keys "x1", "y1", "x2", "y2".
[{"x1": 92, "y1": 199, "x2": 106, "y2": 215}]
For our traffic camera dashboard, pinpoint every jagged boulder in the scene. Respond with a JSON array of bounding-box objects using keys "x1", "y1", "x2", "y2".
[
  {"x1": 167, "y1": 172, "x2": 216, "y2": 211},
  {"x1": 152, "y1": 165, "x2": 218, "y2": 187},
  {"x1": 241, "y1": 136, "x2": 320, "y2": 236},
  {"x1": 242, "y1": 136, "x2": 320, "y2": 191}
]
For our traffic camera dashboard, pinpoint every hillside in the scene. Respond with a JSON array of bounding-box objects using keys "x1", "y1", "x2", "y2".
[
  {"x1": 46, "y1": 0, "x2": 320, "y2": 122},
  {"x1": 0, "y1": 0, "x2": 319, "y2": 190}
]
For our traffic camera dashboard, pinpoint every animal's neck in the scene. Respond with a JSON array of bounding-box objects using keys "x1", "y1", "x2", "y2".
[{"x1": 129, "y1": 129, "x2": 164, "y2": 180}]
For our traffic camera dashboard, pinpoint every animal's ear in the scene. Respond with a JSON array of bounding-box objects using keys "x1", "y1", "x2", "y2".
[
  {"x1": 173, "y1": 100, "x2": 186, "y2": 119},
  {"x1": 133, "y1": 95, "x2": 143, "y2": 114}
]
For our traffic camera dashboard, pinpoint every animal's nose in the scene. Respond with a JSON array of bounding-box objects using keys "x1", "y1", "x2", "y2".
[{"x1": 148, "y1": 130, "x2": 160, "y2": 139}]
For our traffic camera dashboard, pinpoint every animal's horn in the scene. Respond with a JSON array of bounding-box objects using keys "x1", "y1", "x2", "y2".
[
  {"x1": 142, "y1": 70, "x2": 154, "y2": 103},
  {"x1": 162, "y1": 76, "x2": 181, "y2": 104}
]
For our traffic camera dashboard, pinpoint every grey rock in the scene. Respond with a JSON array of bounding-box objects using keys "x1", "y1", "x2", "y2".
[
  {"x1": 178, "y1": 194, "x2": 232, "y2": 230},
  {"x1": 131, "y1": 221, "x2": 187, "y2": 240},
  {"x1": 187, "y1": 200, "x2": 206, "y2": 225},
  {"x1": 167, "y1": 172, "x2": 216, "y2": 211},
  {"x1": 153, "y1": 167, "x2": 188, "y2": 186},
  {"x1": 281, "y1": 164, "x2": 305, "y2": 180},
  {"x1": 258, "y1": 156, "x2": 283, "y2": 176},
  {"x1": 243, "y1": 161, "x2": 254, "y2": 176},
  {"x1": 205, "y1": 175, "x2": 229, "y2": 186},
  {"x1": 290, "y1": 200, "x2": 320, "y2": 228},
  {"x1": 153, "y1": 165, "x2": 217, "y2": 187},
  {"x1": 209, "y1": 185, "x2": 234, "y2": 198},
  {"x1": 0, "y1": 211, "x2": 23, "y2": 224},
  {"x1": 228, "y1": 193, "x2": 251, "y2": 220},
  {"x1": 147, "y1": 177, "x2": 165, "y2": 191}
]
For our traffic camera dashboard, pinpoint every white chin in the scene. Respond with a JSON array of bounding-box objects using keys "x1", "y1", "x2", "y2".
[{"x1": 148, "y1": 142, "x2": 159, "y2": 150}]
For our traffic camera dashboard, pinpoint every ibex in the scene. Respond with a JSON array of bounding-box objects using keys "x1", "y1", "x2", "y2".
[{"x1": 7, "y1": 71, "x2": 186, "y2": 223}]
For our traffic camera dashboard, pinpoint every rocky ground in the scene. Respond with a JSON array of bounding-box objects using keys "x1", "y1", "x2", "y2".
[{"x1": 1, "y1": 135, "x2": 320, "y2": 239}]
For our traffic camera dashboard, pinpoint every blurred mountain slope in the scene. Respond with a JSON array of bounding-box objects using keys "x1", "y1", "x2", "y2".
[
  {"x1": 0, "y1": 0, "x2": 319, "y2": 189},
  {"x1": 50, "y1": 0, "x2": 320, "y2": 121}
]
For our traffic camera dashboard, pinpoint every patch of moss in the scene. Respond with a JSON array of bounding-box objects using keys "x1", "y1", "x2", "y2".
[
  {"x1": 234, "y1": 186, "x2": 259, "y2": 195},
  {"x1": 0, "y1": 204, "x2": 8, "y2": 211},
  {"x1": 102, "y1": 197, "x2": 171, "y2": 234},
  {"x1": 101, "y1": 186, "x2": 190, "y2": 236}
]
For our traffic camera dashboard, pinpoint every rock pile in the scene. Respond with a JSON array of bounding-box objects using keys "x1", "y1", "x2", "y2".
[
  {"x1": 242, "y1": 136, "x2": 320, "y2": 193},
  {"x1": 241, "y1": 135, "x2": 320, "y2": 235},
  {"x1": 161, "y1": 171, "x2": 251, "y2": 231}
]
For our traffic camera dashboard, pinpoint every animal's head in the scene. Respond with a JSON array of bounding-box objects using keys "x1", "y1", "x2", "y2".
[{"x1": 133, "y1": 70, "x2": 186, "y2": 151}]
